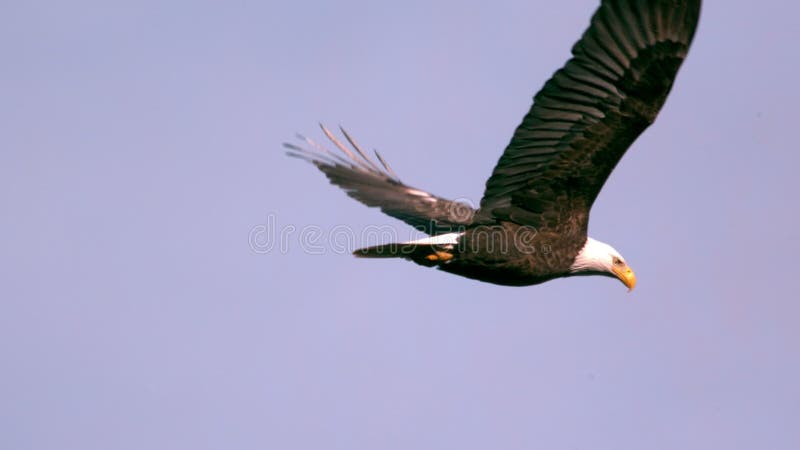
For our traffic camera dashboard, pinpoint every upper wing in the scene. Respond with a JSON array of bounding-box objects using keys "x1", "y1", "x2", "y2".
[
  {"x1": 475, "y1": 0, "x2": 701, "y2": 232},
  {"x1": 286, "y1": 125, "x2": 475, "y2": 235}
]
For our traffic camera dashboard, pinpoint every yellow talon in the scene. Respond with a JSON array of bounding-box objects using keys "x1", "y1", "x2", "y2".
[{"x1": 431, "y1": 251, "x2": 453, "y2": 261}]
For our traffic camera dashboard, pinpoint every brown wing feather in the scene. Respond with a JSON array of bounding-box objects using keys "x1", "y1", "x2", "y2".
[
  {"x1": 286, "y1": 125, "x2": 475, "y2": 235},
  {"x1": 475, "y1": 0, "x2": 701, "y2": 234}
]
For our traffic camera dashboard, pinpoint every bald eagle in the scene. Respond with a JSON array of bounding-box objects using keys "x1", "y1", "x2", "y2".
[{"x1": 286, "y1": 0, "x2": 701, "y2": 290}]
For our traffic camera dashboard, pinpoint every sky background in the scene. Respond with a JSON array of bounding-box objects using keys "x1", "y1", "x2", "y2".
[{"x1": 2, "y1": 0, "x2": 799, "y2": 449}]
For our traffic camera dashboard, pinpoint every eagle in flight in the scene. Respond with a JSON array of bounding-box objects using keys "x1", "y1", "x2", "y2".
[{"x1": 287, "y1": 0, "x2": 701, "y2": 290}]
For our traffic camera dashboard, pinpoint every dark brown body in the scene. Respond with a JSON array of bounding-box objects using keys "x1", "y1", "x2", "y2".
[{"x1": 431, "y1": 223, "x2": 588, "y2": 286}]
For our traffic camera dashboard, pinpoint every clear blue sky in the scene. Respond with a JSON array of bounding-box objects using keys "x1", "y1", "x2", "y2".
[{"x1": 2, "y1": 1, "x2": 799, "y2": 449}]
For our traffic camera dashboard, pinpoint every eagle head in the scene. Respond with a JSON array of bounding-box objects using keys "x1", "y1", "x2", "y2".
[{"x1": 570, "y1": 237, "x2": 637, "y2": 291}]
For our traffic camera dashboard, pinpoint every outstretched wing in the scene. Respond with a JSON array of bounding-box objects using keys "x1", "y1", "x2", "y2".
[
  {"x1": 286, "y1": 125, "x2": 475, "y2": 235},
  {"x1": 475, "y1": 0, "x2": 701, "y2": 233}
]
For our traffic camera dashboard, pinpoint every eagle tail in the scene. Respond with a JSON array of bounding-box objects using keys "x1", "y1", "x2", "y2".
[{"x1": 352, "y1": 232, "x2": 462, "y2": 265}]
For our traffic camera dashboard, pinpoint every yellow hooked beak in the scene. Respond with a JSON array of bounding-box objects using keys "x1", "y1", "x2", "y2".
[{"x1": 612, "y1": 264, "x2": 637, "y2": 292}]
